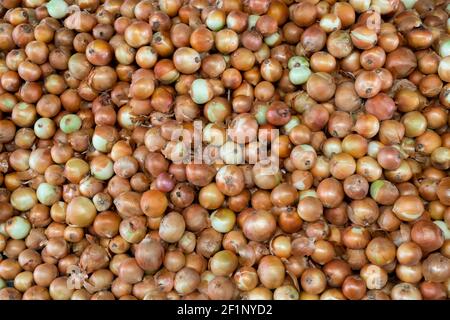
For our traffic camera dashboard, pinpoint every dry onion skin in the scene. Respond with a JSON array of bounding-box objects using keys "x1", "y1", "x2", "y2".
[{"x1": 0, "y1": 0, "x2": 449, "y2": 302}]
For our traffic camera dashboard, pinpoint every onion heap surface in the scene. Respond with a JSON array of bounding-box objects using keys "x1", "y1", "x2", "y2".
[{"x1": 0, "y1": 0, "x2": 449, "y2": 301}]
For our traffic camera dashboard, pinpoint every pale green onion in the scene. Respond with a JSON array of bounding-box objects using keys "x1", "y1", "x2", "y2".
[
  {"x1": 34, "y1": 118, "x2": 56, "y2": 139},
  {"x1": 46, "y1": 0, "x2": 69, "y2": 19},
  {"x1": 283, "y1": 116, "x2": 301, "y2": 134},
  {"x1": 190, "y1": 79, "x2": 214, "y2": 104},
  {"x1": 288, "y1": 56, "x2": 309, "y2": 69},
  {"x1": 6, "y1": 216, "x2": 31, "y2": 240},
  {"x1": 264, "y1": 31, "x2": 282, "y2": 47},
  {"x1": 60, "y1": 114, "x2": 82, "y2": 134},
  {"x1": 434, "y1": 221, "x2": 450, "y2": 240},
  {"x1": 439, "y1": 39, "x2": 450, "y2": 57},
  {"x1": 289, "y1": 66, "x2": 312, "y2": 85},
  {"x1": 36, "y1": 183, "x2": 61, "y2": 206},
  {"x1": 400, "y1": 0, "x2": 418, "y2": 9},
  {"x1": 247, "y1": 15, "x2": 260, "y2": 30}
]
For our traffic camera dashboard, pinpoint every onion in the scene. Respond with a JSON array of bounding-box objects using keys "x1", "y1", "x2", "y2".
[
  {"x1": 119, "y1": 216, "x2": 147, "y2": 244},
  {"x1": 257, "y1": 256, "x2": 285, "y2": 290},
  {"x1": 174, "y1": 267, "x2": 200, "y2": 295},
  {"x1": 323, "y1": 259, "x2": 352, "y2": 288},
  {"x1": 392, "y1": 195, "x2": 424, "y2": 221},
  {"x1": 140, "y1": 190, "x2": 168, "y2": 218},
  {"x1": 391, "y1": 283, "x2": 422, "y2": 300},
  {"x1": 113, "y1": 191, "x2": 142, "y2": 218},
  {"x1": 190, "y1": 79, "x2": 214, "y2": 104},
  {"x1": 208, "y1": 276, "x2": 235, "y2": 300},
  {"x1": 119, "y1": 258, "x2": 144, "y2": 284},
  {"x1": 289, "y1": 66, "x2": 311, "y2": 85},
  {"x1": 211, "y1": 209, "x2": 236, "y2": 234},
  {"x1": 301, "y1": 268, "x2": 327, "y2": 295},
  {"x1": 198, "y1": 183, "x2": 225, "y2": 210},
  {"x1": 22, "y1": 286, "x2": 51, "y2": 300},
  {"x1": 10, "y1": 187, "x2": 37, "y2": 212},
  {"x1": 370, "y1": 180, "x2": 399, "y2": 205},
  {"x1": 419, "y1": 281, "x2": 447, "y2": 300},
  {"x1": 411, "y1": 220, "x2": 444, "y2": 253},
  {"x1": 365, "y1": 237, "x2": 396, "y2": 266},
  {"x1": 437, "y1": 177, "x2": 450, "y2": 206},
  {"x1": 0, "y1": 288, "x2": 21, "y2": 300},
  {"x1": 434, "y1": 221, "x2": 450, "y2": 240},
  {"x1": 159, "y1": 212, "x2": 185, "y2": 243},
  {"x1": 210, "y1": 250, "x2": 238, "y2": 276},
  {"x1": 46, "y1": 0, "x2": 68, "y2": 19},
  {"x1": 242, "y1": 210, "x2": 276, "y2": 242},
  {"x1": 36, "y1": 183, "x2": 61, "y2": 206},
  {"x1": 422, "y1": 253, "x2": 450, "y2": 283},
  {"x1": 33, "y1": 263, "x2": 58, "y2": 287},
  {"x1": 215, "y1": 165, "x2": 245, "y2": 196},
  {"x1": 135, "y1": 238, "x2": 164, "y2": 272},
  {"x1": 66, "y1": 196, "x2": 96, "y2": 228},
  {"x1": 342, "y1": 275, "x2": 366, "y2": 300},
  {"x1": 79, "y1": 244, "x2": 109, "y2": 274},
  {"x1": 6, "y1": 216, "x2": 31, "y2": 240}
]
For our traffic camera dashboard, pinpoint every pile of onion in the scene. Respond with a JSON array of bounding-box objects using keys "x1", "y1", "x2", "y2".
[{"x1": 0, "y1": 0, "x2": 449, "y2": 301}]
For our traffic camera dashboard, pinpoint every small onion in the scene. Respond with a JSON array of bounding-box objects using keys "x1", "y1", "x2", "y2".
[
  {"x1": 46, "y1": 0, "x2": 68, "y2": 19},
  {"x1": 257, "y1": 256, "x2": 285, "y2": 290},
  {"x1": 289, "y1": 66, "x2": 311, "y2": 85},
  {"x1": 6, "y1": 216, "x2": 31, "y2": 240},
  {"x1": 59, "y1": 114, "x2": 82, "y2": 134},
  {"x1": 36, "y1": 183, "x2": 61, "y2": 206}
]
